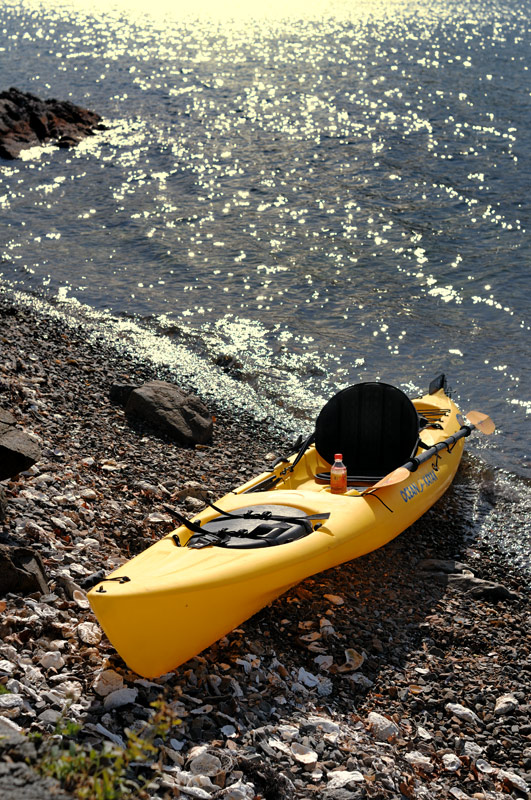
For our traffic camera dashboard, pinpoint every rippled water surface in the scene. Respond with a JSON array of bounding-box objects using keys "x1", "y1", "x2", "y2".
[{"x1": 1, "y1": 0, "x2": 530, "y2": 499}]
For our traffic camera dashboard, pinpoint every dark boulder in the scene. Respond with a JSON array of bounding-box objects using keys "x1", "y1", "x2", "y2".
[
  {"x1": 125, "y1": 380, "x2": 213, "y2": 446},
  {"x1": 0, "y1": 87, "x2": 105, "y2": 160},
  {"x1": 109, "y1": 382, "x2": 138, "y2": 406},
  {"x1": 0, "y1": 409, "x2": 41, "y2": 480},
  {"x1": 0, "y1": 544, "x2": 49, "y2": 596},
  {"x1": 418, "y1": 558, "x2": 518, "y2": 601}
]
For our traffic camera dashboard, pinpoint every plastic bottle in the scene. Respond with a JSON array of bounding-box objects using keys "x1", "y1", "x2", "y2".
[{"x1": 330, "y1": 453, "x2": 347, "y2": 494}]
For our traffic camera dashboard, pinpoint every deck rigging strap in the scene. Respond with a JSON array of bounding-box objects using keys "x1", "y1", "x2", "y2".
[
  {"x1": 205, "y1": 499, "x2": 330, "y2": 529},
  {"x1": 170, "y1": 503, "x2": 330, "y2": 543},
  {"x1": 279, "y1": 432, "x2": 315, "y2": 476},
  {"x1": 244, "y1": 432, "x2": 315, "y2": 493},
  {"x1": 94, "y1": 575, "x2": 131, "y2": 593},
  {"x1": 185, "y1": 519, "x2": 308, "y2": 550}
]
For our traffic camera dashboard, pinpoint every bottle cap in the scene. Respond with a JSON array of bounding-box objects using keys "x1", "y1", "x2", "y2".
[{"x1": 334, "y1": 454, "x2": 343, "y2": 461}]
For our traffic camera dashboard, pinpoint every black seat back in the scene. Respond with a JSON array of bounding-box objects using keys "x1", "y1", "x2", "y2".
[{"x1": 314, "y1": 382, "x2": 419, "y2": 479}]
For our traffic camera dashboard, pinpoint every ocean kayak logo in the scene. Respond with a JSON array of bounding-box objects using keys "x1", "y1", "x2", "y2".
[{"x1": 400, "y1": 469, "x2": 439, "y2": 502}]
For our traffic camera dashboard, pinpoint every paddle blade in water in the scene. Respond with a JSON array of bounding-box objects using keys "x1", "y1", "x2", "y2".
[{"x1": 466, "y1": 410, "x2": 495, "y2": 434}]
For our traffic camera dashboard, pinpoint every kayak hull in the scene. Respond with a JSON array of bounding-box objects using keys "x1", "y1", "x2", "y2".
[{"x1": 89, "y1": 387, "x2": 464, "y2": 677}]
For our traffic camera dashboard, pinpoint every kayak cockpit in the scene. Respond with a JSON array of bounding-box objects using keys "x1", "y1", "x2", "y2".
[{"x1": 240, "y1": 379, "x2": 455, "y2": 497}]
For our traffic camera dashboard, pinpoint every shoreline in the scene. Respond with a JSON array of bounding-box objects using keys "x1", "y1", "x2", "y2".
[{"x1": 1, "y1": 293, "x2": 530, "y2": 799}]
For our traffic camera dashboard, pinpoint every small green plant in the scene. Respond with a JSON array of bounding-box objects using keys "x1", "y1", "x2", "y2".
[
  {"x1": 34, "y1": 699, "x2": 181, "y2": 800},
  {"x1": 0, "y1": 684, "x2": 11, "y2": 694}
]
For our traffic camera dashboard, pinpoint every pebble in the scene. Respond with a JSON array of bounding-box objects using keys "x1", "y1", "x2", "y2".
[
  {"x1": 445, "y1": 702, "x2": 481, "y2": 726},
  {"x1": 0, "y1": 693, "x2": 25, "y2": 716},
  {"x1": 327, "y1": 770, "x2": 365, "y2": 788},
  {"x1": 77, "y1": 621, "x2": 102, "y2": 645},
  {"x1": 463, "y1": 740, "x2": 483, "y2": 759},
  {"x1": 443, "y1": 753, "x2": 462, "y2": 771},
  {"x1": 498, "y1": 769, "x2": 530, "y2": 793},
  {"x1": 72, "y1": 589, "x2": 90, "y2": 609},
  {"x1": 189, "y1": 752, "x2": 222, "y2": 776},
  {"x1": 0, "y1": 716, "x2": 23, "y2": 734},
  {"x1": 494, "y1": 693, "x2": 518, "y2": 716},
  {"x1": 291, "y1": 741, "x2": 318, "y2": 767},
  {"x1": 405, "y1": 751, "x2": 434, "y2": 772},
  {"x1": 93, "y1": 669, "x2": 124, "y2": 697},
  {"x1": 39, "y1": 651, "x2": 65, "y2": 670},
  {"x1": 367, "y1": 712, "x2": 400, "y2": 741},
  {"x1": 103, "y1": 687, "x2": 138, "y2": 710}
]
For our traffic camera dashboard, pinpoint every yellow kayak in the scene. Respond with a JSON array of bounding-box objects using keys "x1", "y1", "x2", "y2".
[{"x1": 88, "y1": 377, "x2": 488, "y2": 678}]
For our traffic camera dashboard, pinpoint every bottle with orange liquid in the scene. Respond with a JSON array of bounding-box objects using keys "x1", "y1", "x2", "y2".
[{"x1": 330, "y1": 453, "x2": 347, "y2": 494}]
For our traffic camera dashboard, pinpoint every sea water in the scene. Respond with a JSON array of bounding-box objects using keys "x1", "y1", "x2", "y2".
[{"x1": 0, "y1": 0, "x2": 529, "y2": 567}]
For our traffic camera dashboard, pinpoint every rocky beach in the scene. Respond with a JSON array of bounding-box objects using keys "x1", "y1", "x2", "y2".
[{"x1": 0, "y1": 292, "x2": 530, "y2": 800}]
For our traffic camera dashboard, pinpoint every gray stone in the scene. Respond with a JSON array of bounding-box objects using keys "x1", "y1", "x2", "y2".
[
  {"x1": 367, "y1": 711, "x2": 399, "y2": 741},
  {"x1": 0, "y1": 544, "x2": 49, "y2": 596},
  {"x1": 494, "y1": 693, "x2": 519, "y2": 716},
  {"x1": 0, "y1": 409, "x2": 16, "y2": 432},
  {"x1": 103, "y1": 687, "x2": 138, "y2": 709},
  {"x1": 125, "y1": 380, "x2": 213, "y2": 446},
  {"x1": 0, "y1": 415, "x2": 41, "y2": 480}
]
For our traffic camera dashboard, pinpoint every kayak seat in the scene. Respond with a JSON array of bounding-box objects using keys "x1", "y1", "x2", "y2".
[{"x1": 314, "y1": 382, "x2": 420, "y2": 482}]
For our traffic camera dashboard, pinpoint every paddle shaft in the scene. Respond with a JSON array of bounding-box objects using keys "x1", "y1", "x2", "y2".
[{"x1": 405, "y1": 424, "x2": 475, "y2": 472}]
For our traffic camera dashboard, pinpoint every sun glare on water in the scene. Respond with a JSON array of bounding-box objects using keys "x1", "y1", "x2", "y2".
[{"x1": 16, "y1": 0, "x2": 397, "y2": 23}]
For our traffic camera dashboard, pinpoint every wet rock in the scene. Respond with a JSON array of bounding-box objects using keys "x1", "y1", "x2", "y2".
[
  {"x1": 419, "y1": 558, "x2": 517, "y2": 600},
  {"x1": 0, "y1": 87, "x2": 104, "y2": 160},
  {"x1": 0, "y1": 544, "x2": 49, "y2": 595},
  {"x1": 125, "y1": 380, "x2": 213, "y2": 445},
  {"x1": 0, "y1": 410, "x2": 41, "y2": 480},
  {"x1": 418, "y1": 559, "x2": 468, "y2": 574}
]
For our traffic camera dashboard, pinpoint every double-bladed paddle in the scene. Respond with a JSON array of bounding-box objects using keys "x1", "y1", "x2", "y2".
[{"x1": 362, "y1": 410, "x2": 495, "y2": 494}]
